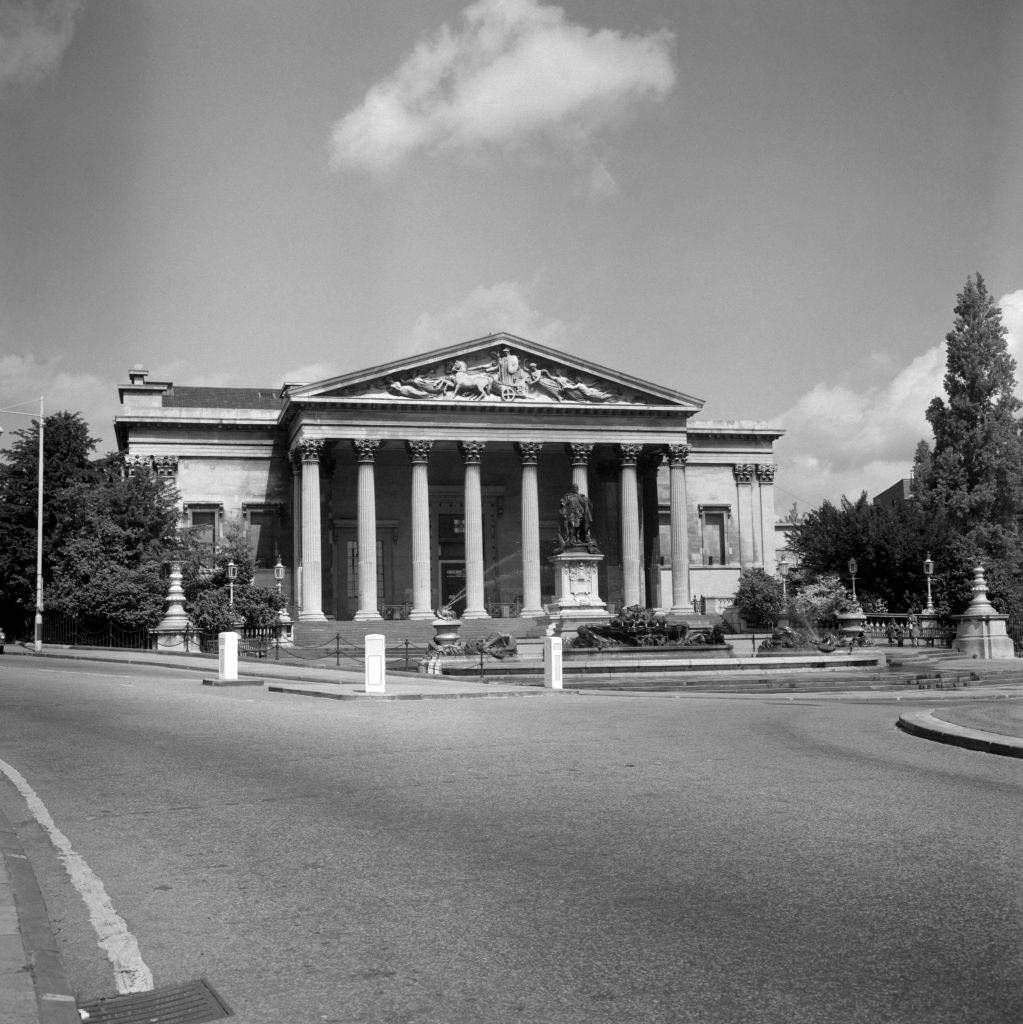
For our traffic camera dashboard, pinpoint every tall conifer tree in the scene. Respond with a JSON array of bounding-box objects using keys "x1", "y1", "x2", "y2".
[{"x1": 914, "y1": 274, "x2": 1023, "y2": 607}]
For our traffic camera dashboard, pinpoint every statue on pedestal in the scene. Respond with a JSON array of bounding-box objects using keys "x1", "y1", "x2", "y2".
[{"x1": 555, "y1": 484, "x2": 599, "y2": 553}]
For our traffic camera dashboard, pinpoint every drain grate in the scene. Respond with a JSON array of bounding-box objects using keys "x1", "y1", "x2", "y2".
[{"x1": 77, "y1": 978, "x2": 232, "y2": 1023}]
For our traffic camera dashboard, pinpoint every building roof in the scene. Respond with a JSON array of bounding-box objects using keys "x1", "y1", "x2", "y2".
[{"x1": 161, "y1": 387, "x2": 283, "y2": 409}]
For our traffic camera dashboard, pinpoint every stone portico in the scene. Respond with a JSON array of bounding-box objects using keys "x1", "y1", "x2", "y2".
[{"x1": 114, "y1": 334, "x2": 783, "y2": 626}]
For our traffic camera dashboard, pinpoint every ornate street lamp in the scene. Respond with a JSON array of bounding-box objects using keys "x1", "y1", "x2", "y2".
[
  {"x1": 923, "y1": 552, "x2": 935, "y2": 615},
  {"x1": 847, "y1": 557, "x2": 858, "y2": 605},
  {"x1": 777, "y1": 559, "x2": 790, "y2": 626},
  {"x1": 274, "y1": 556, "x2": 285, "y2": 595},
  {"x1": 226, "y1": 560, "x2": 238, "y2": 608}
]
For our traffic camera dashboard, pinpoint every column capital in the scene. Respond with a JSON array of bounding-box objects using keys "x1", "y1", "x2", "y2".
[
  {"x1": 460, "y1": 440, "x2": 487, "y2": 465},
  {"x1": 516, "y1": 441, "x2": 543, "y2": 465},
  {"x1": 756, "y1": 463, "x2": 777, "y2": 482},
  {"x1": 295, "y1": 438, "x2": 324, "y2": 463},
  {"x1": 666, "y1": 443, "x2": 692, "y2": 467},
  {"x1": 352, "y1": 438, "x2": 381, "y2": 463},
  {"x1": 567, "y1": 442, "x2": 594, "y2": 466},
  {"x1": 406, "y1": 439, "x2": 434, "y2": 464},
  {"x1": 618, "y1": 443, "x2": 643, "y2": 467},
  {"x1": 733, "y1": 463, "x2": 755, "y2": 483}
]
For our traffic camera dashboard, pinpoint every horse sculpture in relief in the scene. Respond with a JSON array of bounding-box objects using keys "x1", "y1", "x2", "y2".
[{"x1": 440, "y1": 360, "x2": 494, "y2": 400}]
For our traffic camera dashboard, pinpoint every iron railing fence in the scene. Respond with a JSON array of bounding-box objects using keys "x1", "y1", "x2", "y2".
[
  {"x1": 43, "y1": 613, "x2": 152, "y2": 650},
  {"x1": 195, "y1": 628, "x2": 431, "y2": 671},
  {"x1": 1004, "y1": 613, "x2": 1023, "y2": 656}
]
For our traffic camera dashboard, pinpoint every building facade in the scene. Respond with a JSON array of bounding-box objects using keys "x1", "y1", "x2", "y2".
[{"x1": 115, "y1": 334, "x2": 783, "y2": 623}]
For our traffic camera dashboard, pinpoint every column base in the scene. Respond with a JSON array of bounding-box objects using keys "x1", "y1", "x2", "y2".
[
  {"x1": 409, "y1": 609, "x2": 436, "y2": 621},
  {"x1": 462, "y1": 608, "x2": 491, "y2": 620},
  {"x1": 354, "y1": 610, "x2": 383, "y2": 622},
  {"x1": 519, "y1": 607, "x2": 546, "y2": 618},
  {"x1": 298, "y1": 611, "x2": 327, "y2": 622}
]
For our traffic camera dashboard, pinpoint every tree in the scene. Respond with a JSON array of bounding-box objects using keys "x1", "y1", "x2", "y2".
[
  {"x1": 791, "y1": 493, "x2": 954, "y2": 613},
  {"x1": 790, "y1": 575, "x2": 848, "y2": 630},
  {"x1": 917, "y1": 274, "x2": 1023, "y2": 543},
  {"x1": 45, "y1": 461, "x2": 182, "y2": 630},
  {"x1": 0, "y1": 412, "x2": 99, "y2": 633},
  {"x1": 913, "y1": 273, "x2": 1023, "y2": 615},
  {"x1": 733, "y1": 568, "x2": 784, "y2": 628}
]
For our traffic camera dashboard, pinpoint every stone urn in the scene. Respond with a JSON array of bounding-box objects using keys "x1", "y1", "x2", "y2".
[
  {"x1": 834, "y1": 603, "x2": 867, "y2": 640},
  {"x1": 432, "y1": 614, "x2": 462, "y2": 648}
]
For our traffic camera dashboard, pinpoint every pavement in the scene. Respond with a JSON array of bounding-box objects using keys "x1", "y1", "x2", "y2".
[{"x1": 0, "y1": 641, "x2": 1021, "y2": 1022}]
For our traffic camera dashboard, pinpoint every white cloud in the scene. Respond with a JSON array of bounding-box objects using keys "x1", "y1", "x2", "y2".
[
  {"x1": 328, "y1": 0, "x2": 675, "y2": 186},
  {"x1": 0, "y1": 0, "x2": 84, "y2": 90},
  {"x1": 775, "y1": 288, "x2": 1023, "y2": 513},
  {"x1": 406, "y1": 279, "x2": 567, "y2": 355},
  {"x1": 0, "y1": 352, "x2": 113, "y2": 450}
]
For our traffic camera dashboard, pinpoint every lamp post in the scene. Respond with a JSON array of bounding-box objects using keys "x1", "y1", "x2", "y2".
[
  {"x1": 847, "y1": 557, "x2": 858, "y2": 606},
  {"x1": 0, "y1": 398, "x2": 44, "y2": 651},
  {"x1": 923, "y1": 553, "x2": 935, "y2": 615},
  {"x1": 274, "y1": 556, "x2": 285, "y2": 595},
  {"x1": 777, "y1": 559, "x2": 790, "y2": 626},
  {"x1": 226, "y1": 560, "x2": 238, "y2": 608}
]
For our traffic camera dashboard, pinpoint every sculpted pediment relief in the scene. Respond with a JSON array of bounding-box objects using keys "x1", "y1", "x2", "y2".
[
  {"x1": 295, "y1": 336, "x2": 701, "y2": 409},
  {"x1": 284, "y1": 333, "x2": 708, "y2": 409},
  {"x1": 383, "y1": 347, "x2": 620, "y2": 405}
]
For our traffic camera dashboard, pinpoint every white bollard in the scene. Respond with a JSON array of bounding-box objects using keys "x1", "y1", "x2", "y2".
[
  {"x1": 544, "y1": 635, "x2": 563, "y2": 689},
  {"x1": 364, "y1": 634, "x2": 386, "y2": 694},
  {"x1": 218, "y1": 631, "x2": 239, "y2": 682}
]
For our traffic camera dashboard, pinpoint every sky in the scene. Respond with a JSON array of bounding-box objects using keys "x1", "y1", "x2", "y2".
[{"x1": 2, "y1": 0, "x2": 1022, "y2": 515}]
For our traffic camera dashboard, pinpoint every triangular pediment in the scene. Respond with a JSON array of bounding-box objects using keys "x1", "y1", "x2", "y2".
[{"x1": 284, "y1": 333, "x2": 704, "y2": 411}]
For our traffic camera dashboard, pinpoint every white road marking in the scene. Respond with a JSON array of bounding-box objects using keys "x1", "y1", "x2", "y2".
[{"x1": 0, "y1": 757, "x2": 154, "y2": 993}]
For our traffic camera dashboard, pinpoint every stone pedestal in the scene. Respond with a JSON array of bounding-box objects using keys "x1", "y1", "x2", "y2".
[
  {"x1": 151, "y1": 560, "x2": 193, "y2": 652},
  {"x1": 953, "y1": 566, "x2": 1015, "y2": 659},
  {"x1": 548, "y1": 551, "x2": 610, "y2": 638}
]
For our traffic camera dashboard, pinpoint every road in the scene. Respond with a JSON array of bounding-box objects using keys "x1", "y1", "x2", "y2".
[{"x1": 0, "y1": 657, "x2": 1021, "y2": 1024}]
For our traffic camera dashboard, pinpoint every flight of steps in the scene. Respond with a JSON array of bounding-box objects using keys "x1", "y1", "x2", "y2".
[{"x1": 292, "y1": 616, "x2": 547, "y2": 651}]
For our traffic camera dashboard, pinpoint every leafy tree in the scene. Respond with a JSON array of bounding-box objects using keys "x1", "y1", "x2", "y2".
[
  {"x1": 790, "y1": 574, "x2": 848, "y2": 629},
  {"x1": 180, "y1": 516, "x2": 256, "y2": 604},
  {"x1": 0, "y1": 412, "x2": 99, "y2": 634},
  {"x1": 791, "y1": 493, "x2": 954, "y2": 613},
  {"x1": 733, "y1": 568, "x2": 784, "y2": 627},
  {"x1": 46, "y1": 461, "x2": 181, "y2": 630}
]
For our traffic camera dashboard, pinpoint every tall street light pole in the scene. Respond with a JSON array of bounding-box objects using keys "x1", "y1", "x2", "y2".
[{"x1": 0, "y1": 397, "x2": 45, "y2": 651}]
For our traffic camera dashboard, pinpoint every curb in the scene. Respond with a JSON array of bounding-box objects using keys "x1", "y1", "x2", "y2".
[
  {"x1": 896, "y1": 710, "x2": 1023, "y2": 759},
  {"x1": 0, "y1": 808, "x2": 79, "y2": 1024},
  {"x1": 264, "y1": 682, "x2": 571, "y2": 701}
]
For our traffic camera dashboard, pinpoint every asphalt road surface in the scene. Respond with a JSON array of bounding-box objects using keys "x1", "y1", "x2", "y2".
[{"x1": 0, "y1": 657, "x2": 1021, "y2": 1024}]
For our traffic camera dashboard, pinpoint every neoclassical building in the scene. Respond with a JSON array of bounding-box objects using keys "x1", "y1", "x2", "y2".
[{"x1": 115, "y1": 334, "x2": 783, "y2": 626}]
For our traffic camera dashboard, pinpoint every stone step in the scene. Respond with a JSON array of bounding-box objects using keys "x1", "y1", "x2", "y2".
[{"x1": 292, "y1": 616, "x2": 547, "y2": 649}]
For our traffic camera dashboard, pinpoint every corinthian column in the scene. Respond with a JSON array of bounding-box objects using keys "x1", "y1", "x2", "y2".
[
  {"x1": 517, "y1": 441, "x2": 544, "y2": 617},
  {"x1": 296, "y1": 438, "x2": 326, "y2": 621},
  {"x1": 619, "y1": 444, "x2": 643, "y2": 608},
  {"x1": 667, "y1": 443, "x2": 692, "y2": 614},
  {"x1": 757, "y1": 463, "x2": 778, "y2": 571},
  {"x1": 568, "y1": 442, "x2": 593, "y2": 497},
  {"x1": 460, "y1": 441, "x2": 490, "y2": 619},
  {"x1": 734, "y1": 464, "x2": 756, "y2": 567},
  {"x1": 290, "y1": 449, "x2": 302, "y2": 614},
  {"x1": 353, "y1": 439, "x2": 382, "y2": 621},
  {"x1": 407, "y1": 440, "x2": 434, "y2": 620}
]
